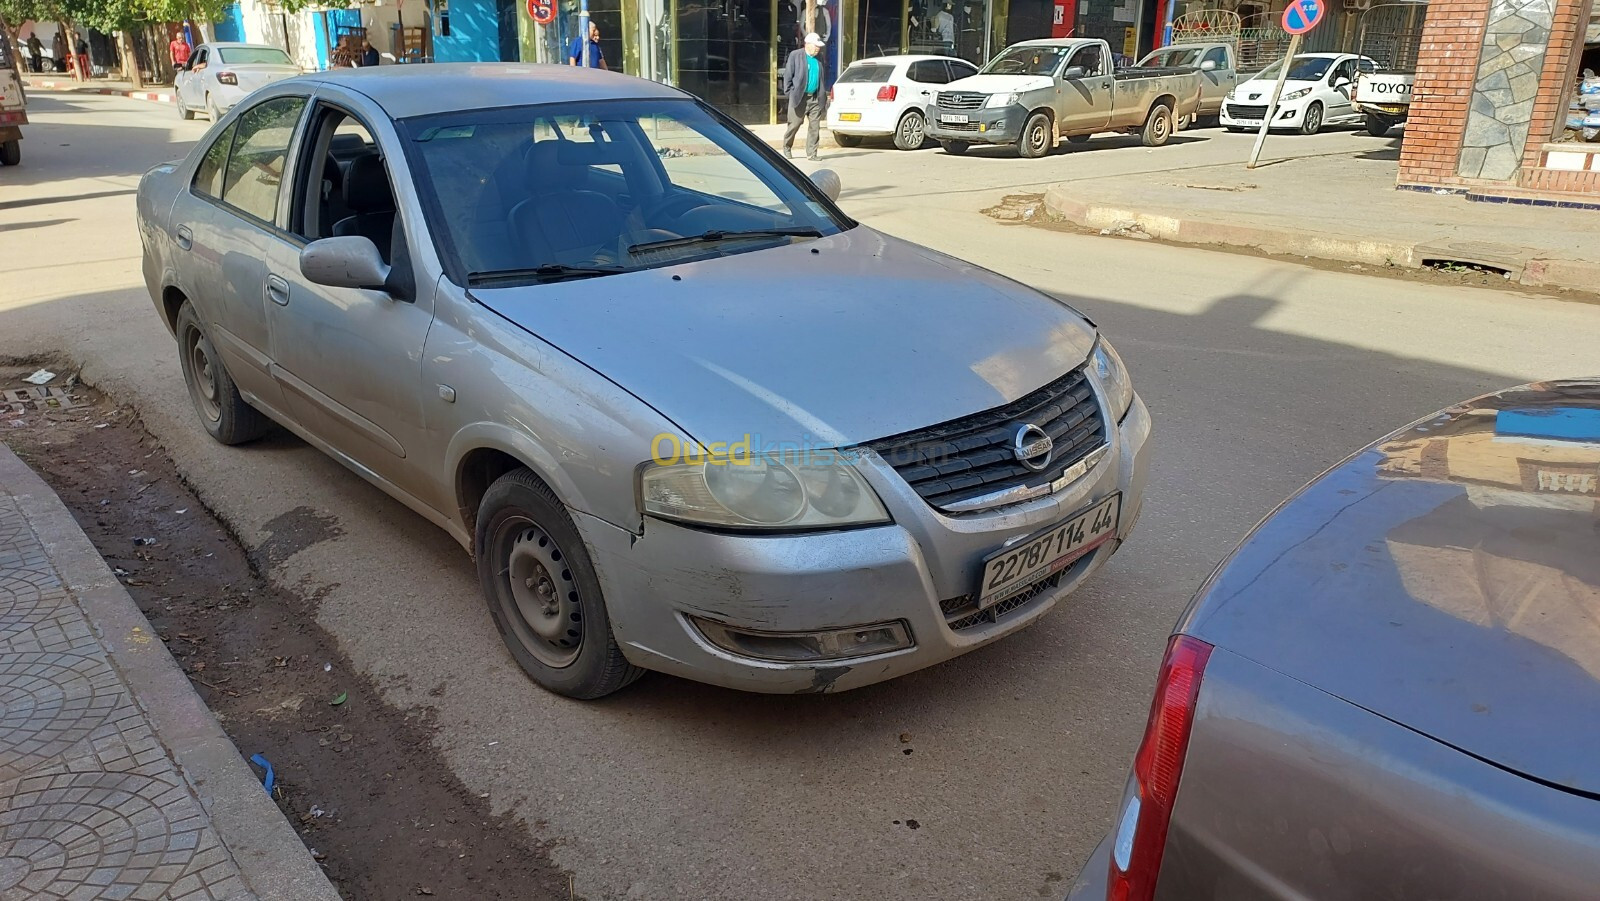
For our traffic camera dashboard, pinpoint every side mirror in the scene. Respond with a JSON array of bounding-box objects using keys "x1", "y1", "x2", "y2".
[
  {"x1": 1062, "y1": 65, "x2": 1087, "y2": 80},
  {"x1": 1334, "y1": 77, "x2": 1352, "y2": 89},
  {"x1": 1200, "y1": 59, "x2": 1217, "y2": 72},
  {"x1": 809, "y1": 168, "x2": 841, "y2": 202},
  {"x1": 300, "y1": 236, "x2": 392, "y2": 292}
]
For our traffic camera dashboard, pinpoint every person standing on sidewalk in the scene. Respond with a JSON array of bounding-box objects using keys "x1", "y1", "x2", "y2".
[
  {"x1": 169, "y1": 32, "x2": 191, "y2": 70},
  {"x1": 73, "y1": 33, "x2": 91, "y2": 81},
  {"x1": 25, "y1": 33, "x2": 43, "y2": 74},
  {"x1": 567, "y1": 22, "x2": 607, "y2": 70},
  {"x1": 781, "y1": 32, "x2": 828, "y2": 160}
]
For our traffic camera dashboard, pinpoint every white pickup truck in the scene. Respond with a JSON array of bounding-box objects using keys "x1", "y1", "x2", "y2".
[
  {"x1": 926, "y1": 38, "x2": 1201, "y2": 158},
  {"x1": 1136, "y1": 41, "x2": 1246, "y2": 125},
  {"x1": 0, "y1": 23, "x2": 26, "y2": 166}
]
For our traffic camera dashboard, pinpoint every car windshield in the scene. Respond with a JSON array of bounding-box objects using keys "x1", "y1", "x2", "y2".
[
  {"x1": 1255, "y1": 55, "x2": 1334, "y2": 82},
  {"x1": 838, "y1": 63, "x2": 893, "y2": 83},
  {"x1": 1141, "y1": 47, "x2": 1202, "y2": 68},
  {"x1": 980, "y1": 46, "x2": 1068, "y2": 77},
  {"x1": 218, "y1": 47, "x2": 294, "y2": 66},
  {"x1": 401, "y1": 98, "x2": 850, "y2": 285}
]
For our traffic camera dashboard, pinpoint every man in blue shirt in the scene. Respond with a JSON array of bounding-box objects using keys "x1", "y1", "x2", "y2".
[
  {"x1": 781, "y1": 32, "x2": 828, "y2": 160},
  {"x1": 567, "y1": 22, "x2": 607, "y2": 69}
]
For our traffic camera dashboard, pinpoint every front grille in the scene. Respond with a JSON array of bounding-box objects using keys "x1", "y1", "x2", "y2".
[
  {"x1": 937, "y1": 91, "x2": 985, "y2": 110},
  {"x1": 864, "y1": 366, "x2": 1108, "y2": 512},
  {"x1": 943, "y1": 571, "x2": 1065, "y2": 631},
  {"x1": 1226, "y1": 104, "x2": 1269, "y2": 120},
  {"x1": 936, "y1": 120, "x2": 980, "y2": 132}
]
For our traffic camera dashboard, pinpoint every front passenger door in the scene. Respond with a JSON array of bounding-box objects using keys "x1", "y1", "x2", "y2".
[{"x1": 1057, "y1": 45, "x2": 1113, "y2": 133}]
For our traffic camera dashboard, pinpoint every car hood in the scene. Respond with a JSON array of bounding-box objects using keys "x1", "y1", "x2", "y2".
[
  {"x1": 471, "y1": 227, "x2": 1097, "y2": 447},
  {"x1": 944, "y1": 74, "x2": 1055, "y2": 95},
  {"x1": 1183, "y1": 379, "x2": 1600, "y2": 796}
]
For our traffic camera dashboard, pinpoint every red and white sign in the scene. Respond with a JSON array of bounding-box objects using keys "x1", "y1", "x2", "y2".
[{"x1": 527, "y1": 0, "x2": 555, "y2": 25}]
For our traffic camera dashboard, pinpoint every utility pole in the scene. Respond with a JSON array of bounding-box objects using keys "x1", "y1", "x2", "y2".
[{"x1": 579, "y1": 0, "x2": 590, "y2": 67}]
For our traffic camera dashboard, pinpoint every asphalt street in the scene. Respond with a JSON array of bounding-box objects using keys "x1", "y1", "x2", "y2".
[{"x1": 4, "y1": 89, "x2": 1598, "y2": 901}]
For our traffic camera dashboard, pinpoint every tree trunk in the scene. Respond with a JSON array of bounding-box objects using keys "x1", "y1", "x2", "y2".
[{"x1": 117, "y1": 30, "x2": 145, "y2": 88}]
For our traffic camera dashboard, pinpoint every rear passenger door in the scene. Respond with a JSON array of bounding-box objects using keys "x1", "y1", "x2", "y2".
[{"x1": 904, "y1": 59, "x2": 950, "y2": 110}]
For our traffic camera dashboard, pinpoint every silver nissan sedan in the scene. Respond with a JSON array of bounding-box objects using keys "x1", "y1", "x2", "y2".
[{"x1": 136, "y1": 64, "x2": 1150, "y2": 698}]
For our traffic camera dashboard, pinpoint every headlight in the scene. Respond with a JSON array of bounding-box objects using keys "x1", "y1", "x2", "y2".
[
  {"x1": 1282, "y1": 87, "x2": 1311, "y2": 101},
  {"x1": 639, "y1": 449, "x2": 890, "y2": 530},
  {"x1": 985, "y1": 92, "x2": 1019, "y2": 108},
  {"x1": 1091, "y1": 338, "x2": 1135, "y2": 423}
]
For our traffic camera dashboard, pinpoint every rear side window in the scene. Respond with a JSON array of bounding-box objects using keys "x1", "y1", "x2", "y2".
[
  {"x1": 838, "y1": 63, "x2": 893, "y2": 84},
  {"x1": 221, "y1": 96, "x2": 307, "y2": 224},
  {"x1": 908, "y1": 61, "x2": 951, "y2": 84},
  {"x1": 192, "y1": 122, "x2": 238, "y2": 199}
]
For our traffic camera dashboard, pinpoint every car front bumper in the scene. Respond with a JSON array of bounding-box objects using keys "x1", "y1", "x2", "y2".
[
  {"x1": 1220, "y1": 99, "x2": 1311, "y2": 129},
  {"x1": 925, "y1": 104, "x2": 1026, "y2": 145},
  {"x1": 577, "y1": 393, "x2": 1152, "y2": 693}
]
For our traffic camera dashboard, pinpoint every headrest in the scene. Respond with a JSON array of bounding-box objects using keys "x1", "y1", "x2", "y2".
[{"x1": 343, "y1": 152, "x2": 393, "y2": 214}]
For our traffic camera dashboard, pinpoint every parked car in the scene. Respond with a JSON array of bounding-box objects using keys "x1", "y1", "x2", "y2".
[
  {"x1": 1220, "y1": 52, "x2": 1378, "y2": 135},
  {"x1": 1068, "y1": 379, "x2": 1600, "y2": 901},
  {"x1": 926, "y1": 38, "x2": 1201, "y2": 157},
  {"x1": 175, "y1": 42, "x2": 301, "y2": 121},
  {"x1": 0, "y1": 20, "x2": 26, "y2": 166},
  {"x1": 826, "y1": 54, "x2": 979, "y2": 150},
  {"x1": 1350, "y1": 1, "x2": 1428, "y2": 137},
  {"x1": 1134, "y1": 42, "x2": 1246, "y2": 126},
  {"x1": 137, "y1": 65, "x2": 1151, "y2": 699}
]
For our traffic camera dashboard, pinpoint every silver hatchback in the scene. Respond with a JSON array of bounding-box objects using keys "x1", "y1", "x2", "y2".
[{"x1": 136, "y1": 64, "x2": 1150, "y2": 698}]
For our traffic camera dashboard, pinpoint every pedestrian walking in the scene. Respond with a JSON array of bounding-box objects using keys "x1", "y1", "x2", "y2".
[
  {"x1": 169, "y1": 32, "x2": 191, "y2": 69},
  {"x1": 51, "y1": 32, "x2": 66, "y2": 73},
  {"x1": 25, "y1": 33, "x2": 43, "y2": 74},
  {"x1": 567, "y1": 22, "x2": 606, "y2": 69},
  {"x1": 781, "y1": 32, "x2": 828, "y2": 161},
  {"x1": 73, "y1": 33, "x2": 91, "y2": 81}
]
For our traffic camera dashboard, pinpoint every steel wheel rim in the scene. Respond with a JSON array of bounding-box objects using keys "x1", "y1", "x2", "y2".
[
  {"x1": 902, "y1": 114, "x2": 923, "y2": 147},
  {"x1": 1029, "y1": 123, "x2": 1047, "y2": 153},
  {"x1": 1154, "y1": 111, "x2": 1170, "y2": 142},
  {"x1": 494, "y1": 516, "x2": 582, "y2": 668},
  {"x1": 186, "y1": 329, "x2": 222, "y2": 423}
]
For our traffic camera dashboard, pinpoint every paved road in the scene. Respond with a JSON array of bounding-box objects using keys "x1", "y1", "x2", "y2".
[{"x1": 4, "y1": 91, "x2": 1598, "y2": 901}]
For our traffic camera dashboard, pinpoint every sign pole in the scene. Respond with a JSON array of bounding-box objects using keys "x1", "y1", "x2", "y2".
[
  {"x1": 1246, "y1": 31, "x2": 1301, "y2": 169},
  {"x1": 579, "y1": 0, "x2": 591, "y2": 67}
]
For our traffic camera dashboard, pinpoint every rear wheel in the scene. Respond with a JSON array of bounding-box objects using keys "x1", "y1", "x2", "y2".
[
  {"x1": 1018, "y1": 112, "x2": 1052, "y2": 158},
  {"x1": 941, "y1": 140, "x2": 969, "y2": 156},
  {"x1": 1141, "y1": 103, "x2": 1174, "y2": 147},
  {"x1": 0, "y1": 140, "x2": 19, "y2": 166},
  {"x1": 205, "y1": 93, "x2": 221, "y2": 121},
  {"x1": 833, "y1": 132, "x2": 862, "y2": 148},
  {"x1": 893, "y1": 110, "x2": 926, "y2": 151},
  {"x1": 1299, "y1": 101, "x2": 1324, "y2": 136},
  {"x1": 174, "y1": 302, "x2": 269, "y2": 445},
  {"x1": 1365, "y1": 115, "x2": 1393, "y2": 137},
  {"x1": 476, "y1": 469, "x2": 645, "y2": 699}
]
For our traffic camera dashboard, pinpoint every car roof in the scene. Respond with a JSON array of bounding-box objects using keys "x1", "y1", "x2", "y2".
[
  {"x1": 203, "y1": 43, "x2": 285, "y2": 51},
  {"x1": 295, "y1": 63, "x2": 686, "y2": 120},
  {"x1": 846, "y1": 54, "x2": 971, "y2": 66}
]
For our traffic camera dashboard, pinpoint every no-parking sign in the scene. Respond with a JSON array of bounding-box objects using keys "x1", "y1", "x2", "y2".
[
  {"x1": 1282, "y1": 0, "x2": 1324, "y2": 34},
  {"x1": 527, "y1": 0, "x2": 555, "y2": 25}
]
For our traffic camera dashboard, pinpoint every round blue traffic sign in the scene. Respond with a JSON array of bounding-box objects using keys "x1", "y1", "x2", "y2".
[{"x1": 1282, "y1": 0, "x2": 1324, "y2": 34}]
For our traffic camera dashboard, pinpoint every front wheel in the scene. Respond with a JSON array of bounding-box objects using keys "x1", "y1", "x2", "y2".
[
  {"x1": 477, "y1": 469, "x2": 645, "y2": 699},
  {"x1": 0, "y1": 140, "x2": 18, "y2": 166},
  {"x1": 1141, "y1": 104, "x2": 1174, "y2": 147},
  {"x1": 833, "y1": 132, "x2": 862, "y2": 148},
  {"x1": 1365, "y1": 115, "x2": 1393, "y2": 137},
  {"x1": 178, "y1": 97, "x2": 194, "y2": 120},
  {"x1": 893, "y1": 110, "x2": 926, "y2": 151},
  {"x1": 1018, "y1": 112, "x2": 1052, "y2": 158},
  {"x1": 941, "y1": 140, "x2": 969, "y2": 156},
  {"x1": 1299, "y1": 101, "x2": 1324, "y2": 136},
  {"x1": 174, "y1": 302, "x2": 269, "y2": 445}
]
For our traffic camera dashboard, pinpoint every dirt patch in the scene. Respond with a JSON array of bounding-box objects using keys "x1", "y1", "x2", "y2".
[
  {"x1": 1, "y1": 367, "x2": 577, "y2": 901},
  {"x1": 986, "y1": 192, "x2": 1600, "y2": 304}
]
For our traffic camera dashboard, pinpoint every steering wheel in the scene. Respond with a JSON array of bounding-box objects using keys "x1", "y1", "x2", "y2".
[{"x1": 636, "y1": 193, "x2": 708, "y2": 231}]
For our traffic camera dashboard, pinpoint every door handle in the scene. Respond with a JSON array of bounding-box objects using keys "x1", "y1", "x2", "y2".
[
  {"x1": 175, "y1": 225, "x2": 193, "y2": 251},
  {"x1": 266, "y1": 274, "x2": 291, "y2": 307}
]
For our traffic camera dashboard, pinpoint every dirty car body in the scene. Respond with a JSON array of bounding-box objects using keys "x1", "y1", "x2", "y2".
[
  {"x1": 1069, "y1": 379, "x2": 1600, "y2": 900},
  {"x1": 136, "y1": 64, "x2": 1149, "y2": 698}
]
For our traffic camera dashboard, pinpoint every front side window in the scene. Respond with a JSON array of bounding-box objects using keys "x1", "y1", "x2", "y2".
[
  {"x1": 981, "y1": 46, "x2": 1068, "y2": 77},
  {"x1": 402, "y1": 99, "x2": 850, "y2": 284},
  {"x1": 908, "y1": 61, "x2": 949, "y2": 84},
  {"x1": 949, "y1": 61, "x2": 978, "y2": 80},
  {"x1": 1068, "y1": 45, "x2": 1103, "y2": 76},
  {"x1": 221, "y1": 96, "x2": 307, "y2": 224},
  {"x1": 1203, "y1": 47, "x2": 1228, "y2": 69},
  {"x1": 192, "y1": 121, "x2": 238, "y2": 199}
]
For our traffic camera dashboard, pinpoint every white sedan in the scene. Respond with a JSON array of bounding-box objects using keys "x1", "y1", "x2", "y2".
[
  {"x1": 1220, "y1": 52, "x2": 1378, "y2": 135},
  {"x1": 176, "y1": 43, "x2": 301, "y2": 121},
  {"x1": 828, "y1": 54, "x2": 979, "y2": 150}
]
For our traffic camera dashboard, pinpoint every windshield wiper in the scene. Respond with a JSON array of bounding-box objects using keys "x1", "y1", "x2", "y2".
[
  {"x1": 467, "y1": 264, "x2": 625, "y2": 286},
  {"x1": 627, "y1": 227, "x2": 823, "y2": 255}
]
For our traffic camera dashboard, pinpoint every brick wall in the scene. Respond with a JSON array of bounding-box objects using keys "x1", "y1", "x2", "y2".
[
  {"x1": 1521, "y1": 166, "x2": 1600, "y2": 192},
  {"x1": 1396, "y1": 0, "x2": 1493, "y2": 188}
]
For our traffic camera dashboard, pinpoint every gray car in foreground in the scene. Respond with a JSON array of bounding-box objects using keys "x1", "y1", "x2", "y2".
[
  {"x1": 1070, "y1": 379, "x2": 1600, "y2": 900},
  {"x1": 136, "y1": 64, "x2": 1150, "y2": 698}
]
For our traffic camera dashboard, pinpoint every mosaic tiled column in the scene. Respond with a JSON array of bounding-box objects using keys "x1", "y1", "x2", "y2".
[{"x1": 1458, "y1": 0, "x2": 1558, "y2": 180}]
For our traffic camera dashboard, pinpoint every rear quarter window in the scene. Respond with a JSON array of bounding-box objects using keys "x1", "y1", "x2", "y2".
[{"x1": 838, "y1": 63, "x2": 893, "y2": 84}]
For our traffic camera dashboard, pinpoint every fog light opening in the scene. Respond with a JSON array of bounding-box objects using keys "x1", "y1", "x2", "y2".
[{"x1": 691, "y1": 617, "x2": 914, "y2": 663}]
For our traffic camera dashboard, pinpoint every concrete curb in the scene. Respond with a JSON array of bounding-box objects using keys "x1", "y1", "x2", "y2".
[
  {"x1": 26, "y1": 79, "x2": 175, "y2": 103},
  {"x1": 1042, "y1": 183, "x2": 1600, "y2": 293},
  {"x1": 0, "y1": 445, "x2": 342, "y2": 901}
]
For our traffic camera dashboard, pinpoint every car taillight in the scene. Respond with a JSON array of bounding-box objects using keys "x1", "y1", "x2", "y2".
[
  {"x1": 217, "y1": 71, "x2": 237, "y2": 85},
  {"x1": 1108, "y1": 635, "x2": 1212, "y2": 901},
  {"x1": 876, "y1": 84, "x2": 897, "y2": 101}
]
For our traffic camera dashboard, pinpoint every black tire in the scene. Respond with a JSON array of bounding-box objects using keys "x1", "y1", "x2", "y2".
[
  {"x1": 1065, "y1": 133, "x2": 1092, "y2": 145},
  {"x1": 476, "y1": 469, "x2": 645, "y2": 699},
  {"x1": 174, "y1": 302, "x2": 270, "y2": 445},
  {"x1": 1225, "y1": 125, "x2": 1247, "y2": 133},
  {"x1": 178, "y1": 98, "x2": 194, "y2": 120},
  {"x1": 941, "y1": 140, "x2": 969, "y2": 155},
  {"x1": 205, "y1": 93, "x2": 221, "y2": 121},
  {"x1": 1365, "y1": 115, "x2": 1392, "y2": 137},
  {"x1": 1299, "y1": 101, "x2": 1324, "y2": 136},
  {"x1": 893, "y1": 110, "x2": 926, "y2": 151},
  {"x1": 0, "y1": 140, "x2": 18, "y2": 166},
  {"x1": 833, "y1": 132, "x2": 862, "y2": 148},
  {"x1": 1141, "y1": 103, "x2": 1174, "y2": 147},
  {"x1": 1018, "y1": 112, "x2": 1052, "y2": 158}
]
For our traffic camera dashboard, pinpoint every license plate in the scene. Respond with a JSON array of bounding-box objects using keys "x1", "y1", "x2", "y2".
[
  {"x1": 979, "y1": 495, "x2": 1120, "y2": 608},
  {"x1": 940, "y1": 114, "x2": 969, "y2": 124},
  {"x1": 1235, "y1": 120, "x2": 1262, "y2": 128},
  {"x1": 839, "y1": 112, "x2": 862, "y2": 122}
]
